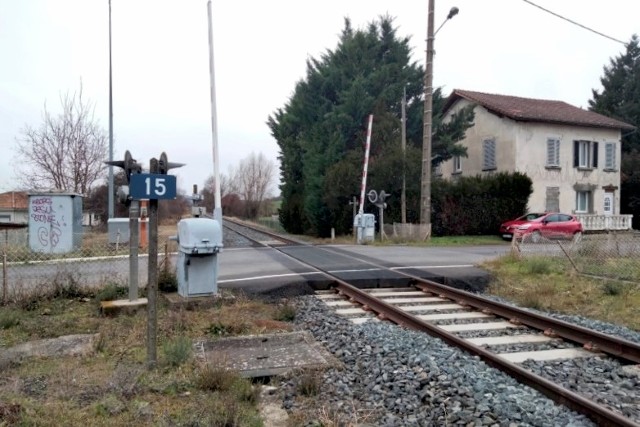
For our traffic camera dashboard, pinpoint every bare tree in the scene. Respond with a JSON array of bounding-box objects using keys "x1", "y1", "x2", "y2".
[
  {"x1": 202, "y1": 170, "x2": 233, "y2": 214},
  {"x1": 232, "y1": 152, "x2": 275, "y2": 218},
  {"x1": 14, "y1": 85, "x2": 108, "y2": 195}
]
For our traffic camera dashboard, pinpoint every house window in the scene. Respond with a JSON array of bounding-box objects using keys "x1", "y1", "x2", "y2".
[
  {"x1": 575, "y1": 191, "x2": 590, "y2": 213},
  {"x1": 573, "y1": 140, "x2": 598, "y2": 169},
  {"x1": 452, "y1": 156, "x2": 462, "y2": 173},
  {"x1": 546, "y1": 138, "x2": 560, "y2": 167},
  {"x1": 604, "y1": 142, "x2": 616, "y2": 170},
  {"x1": 482, "y1": 139, "x2": 496, "y2": 170}
]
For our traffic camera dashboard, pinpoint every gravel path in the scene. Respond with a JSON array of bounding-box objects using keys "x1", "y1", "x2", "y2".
[{"x1": 281, "y1": 295, "x2": 640, "y2": 426}]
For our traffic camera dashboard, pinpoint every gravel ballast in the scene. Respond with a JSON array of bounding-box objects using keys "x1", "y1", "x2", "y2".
[{"x1": 284, "y1": 296, "x2": 598, "y2": 426}]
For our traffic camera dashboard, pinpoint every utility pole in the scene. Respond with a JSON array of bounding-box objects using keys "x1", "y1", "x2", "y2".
[
  {"x1": 420, "y1": 2, "x2": 458, "y2": 237},
  {"x1": 420, "y1": 0, "x2": 435, "y2": 234},
  {"x1": 401, "y1": 87, "x2": 407, "y2": 224}
]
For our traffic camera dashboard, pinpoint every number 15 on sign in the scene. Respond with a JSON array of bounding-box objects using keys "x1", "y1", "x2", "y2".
[{"x1": 130, "y1": 174, "x2": 177, "y2": 200}]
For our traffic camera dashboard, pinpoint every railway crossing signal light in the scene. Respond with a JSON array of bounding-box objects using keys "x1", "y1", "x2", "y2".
[
  {"x1": 367, "y1": 189, "x2": 390, "y2": 209},
  {"x1": 104, "y1": 150, "x2": 144, "y2": 206},
  {"x1": 158, "y1": 152, "x2": 185, "y2": 175}
]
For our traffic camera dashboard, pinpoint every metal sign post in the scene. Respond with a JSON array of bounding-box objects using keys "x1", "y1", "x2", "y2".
[
  {"x1": 146, "y1": 157, "x2": 159, "y2": 369},
  {"x1": 129, "y1": 200, "x2": 139, "y2": 301},
  {"x1": 145, "y1": 152, "x2": 184, "y2": 370}
]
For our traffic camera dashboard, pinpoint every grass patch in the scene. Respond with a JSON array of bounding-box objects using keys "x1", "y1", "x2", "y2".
[
  {"x1": 483, "y1": 254, "x2": 640, "y2": 330},
  {"x1": 0, "y1": 287, "x2": 281, "y2": 426}
]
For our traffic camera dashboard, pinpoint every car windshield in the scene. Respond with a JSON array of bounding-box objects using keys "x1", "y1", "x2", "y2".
[{"x1": 518, "y1": 213, "x2": 546, "y2": 221}]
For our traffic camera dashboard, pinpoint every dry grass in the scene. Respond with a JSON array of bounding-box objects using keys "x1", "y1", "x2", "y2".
[
  {"x1": 0, "y1": 287, "x2": 293, "y2": 426},
  {"x1": 483, "y1": 253, "x2": 640, "y2": 331}
]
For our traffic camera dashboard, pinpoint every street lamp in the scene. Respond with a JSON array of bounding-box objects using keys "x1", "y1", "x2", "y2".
[{"x1": 420, "y1": 2, "x2": 459, "y2": 235}]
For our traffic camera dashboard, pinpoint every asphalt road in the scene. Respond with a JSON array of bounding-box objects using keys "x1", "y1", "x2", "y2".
[{"x1": 4, "y1": 243, "x2": 511, "y2": 296}]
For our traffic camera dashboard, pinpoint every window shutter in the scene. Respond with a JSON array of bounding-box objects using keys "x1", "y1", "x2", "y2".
[
  {"x1": 592, "y1": 142, "x2": 598, "y2": 168},
  {"x1": 483, "y1": 139, "x2": 496, "y2": 169},
  {"x1": 605, "y1": 143, "x2": 614, "y2": 169},
  {"x1": 573, "y1": 141, "x2": 579, "y2": 167},
  {"x1": 546, "y1": 140, "x2": 554, "y2": 165}
]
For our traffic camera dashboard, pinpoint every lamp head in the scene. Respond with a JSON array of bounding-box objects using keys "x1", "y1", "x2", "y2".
[{"x1": 447, "y1": 7, "x2": 459, "y2": 20}]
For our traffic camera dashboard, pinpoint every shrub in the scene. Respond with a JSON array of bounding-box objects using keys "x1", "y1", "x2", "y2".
[
  {"x1": 95, "y1": 283, "x2": 128, "y2": 303},
  {"x1": 158, "y1": 268, "x2": 178, "y2": 293},
  {"x1": 297, "y1": 369, "x2": 322, "y2": 396},
  {"x1": 0, "y1": 310, "x2": 20, "y2": 329},
  {"x1": 162, "y1": 336, "x2": 192, "y2": 367},
  {"x1": 273, "y1": 303, "x2": 296, "y2": 321},
  {"x1": 602, "y1": 282, "x2": 624, "y2": 296},
  {"x1": 196, "y1": 364, "x2": 238, "y2": 392}
]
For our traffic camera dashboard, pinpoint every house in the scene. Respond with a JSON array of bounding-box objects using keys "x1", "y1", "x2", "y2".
[
  {"x1": 439, "y1": 89, "x2": 635, "y2": 230},
  {"x1": 0, "y1": 191, "x2": 29, "y2": 224}
]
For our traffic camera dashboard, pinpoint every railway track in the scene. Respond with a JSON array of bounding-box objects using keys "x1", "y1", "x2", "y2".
[
  {"x1": 223, "y1": 217, "x2": 302, "y2": 247},
  {"x1": 222, "y1": 218, "x2": 640, "y2": 426}
]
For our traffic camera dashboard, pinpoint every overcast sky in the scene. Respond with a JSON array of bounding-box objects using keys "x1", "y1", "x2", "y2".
[{"x1": 1, "y1": 0, "x2": 638, "y2": 197}]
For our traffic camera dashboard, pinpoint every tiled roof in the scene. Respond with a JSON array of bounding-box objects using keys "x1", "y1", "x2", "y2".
[
  {"x1": 444, "y1": 89, "x2": 635, "y2": 131},
  {"x1": 0, "y1": 191, "x2": 28, "y2": 210}
]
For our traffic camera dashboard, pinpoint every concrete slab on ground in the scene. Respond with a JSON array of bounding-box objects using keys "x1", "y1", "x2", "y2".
[{"x1": 195, "y1": 331, "x2": 340, "y2": 378}]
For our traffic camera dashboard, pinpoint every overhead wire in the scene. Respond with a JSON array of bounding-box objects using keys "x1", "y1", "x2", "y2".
[{"x1": 521, "y1": 0, "x2": 626, "y2": 45}]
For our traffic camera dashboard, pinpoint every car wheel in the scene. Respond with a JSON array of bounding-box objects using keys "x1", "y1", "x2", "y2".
[
  {"x1": 572, "y1": 231, "x2": 583, "y2": 243},
  {"x1": 531, "y1": 231, "x2": 541, "y2": 243}
]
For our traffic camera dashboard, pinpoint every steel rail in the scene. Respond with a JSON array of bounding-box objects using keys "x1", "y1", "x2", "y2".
[
  {"x1": 223, "y1": 217, "x2": 303, "y2": 246},
  {"x1": 219, "y1": 220, "x2": 640, "y2": 425},
  {"x1": 333, "y1": 281, "x2": 638, "y2": 427},
  {"x1": 407, "y1": 278, "x2": 640, "y2": 364},
  {"x1": 317, "y1": 245, "x2": 640, "y2": 364}
]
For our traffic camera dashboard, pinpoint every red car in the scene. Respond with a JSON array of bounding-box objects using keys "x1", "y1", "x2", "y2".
[{"x1": 500, "y1": 212, "x2": 583, "y2": 242}]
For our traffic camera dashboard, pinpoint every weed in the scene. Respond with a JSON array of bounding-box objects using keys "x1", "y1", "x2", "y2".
[
  {"x1": 162, "y1": 336, "x2": 192, "y2": 367},
  {"x1": 95, "y1": 283, "x2": 128, "y2": 302},
  {"x1": 297, "y1": 369, "x2": 322, "y2": 397},
  {"x1": 0, "y1": 310, "x2": 20, "y2": 329},
  {"x1": 196, "y1": 364, "x2": 238, "y2": 392},
  {"x1": 230, "y1": 378, "x2": 260, "y2": 404},
  {"x1": 50, "y1": 275, "x2": 88, "y2": 299},
  {"x1": 521, "y1": 257, "x2": 552, "y2": 275},
  {"x1": 274, "y1": 303, "x2": 296, "y2": 321},
  {"x1": 602, "y1": 281, "x2": 624, "y2": 296},
  {"x1": 158, "y1": 268, "x2": 178, "y2": 293},
  {"x1": 205, "y1": 320, "x2": 248, "y2": 337}
]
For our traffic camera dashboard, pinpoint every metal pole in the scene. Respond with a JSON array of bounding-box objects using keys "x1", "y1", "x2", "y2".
[
  {"x1": 2, "y1": 249, "x2": 7, "y2": 304},
  {"x1": 359, "y1": 115, "x2": 374, "y2": 215},
  {"x1": 207, "y1": 1, "x2": 222, "y2": 225},
  {"x1": 108, "y1": 0, "x2": 114, "y2": 219},
  {"x1": 401, "y1": 87, "x2": 407, "y2": 224},
  {"x1": 147, "y1": 158, "x2": 159, "y2": 369},
  {"x1": 128, "y1": 200, "x2": 139, "y2": 301},
  {"x1": 352, "y1": 196, "x2": 357, "y2": 243},
  {"x1": 420, "y1": 0, "x2": 435, "y2": 237}
]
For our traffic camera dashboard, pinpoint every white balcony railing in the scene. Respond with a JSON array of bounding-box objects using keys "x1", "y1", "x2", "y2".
[{"x1": 575, "y1": 214, "x2": 634, "y2": 231}]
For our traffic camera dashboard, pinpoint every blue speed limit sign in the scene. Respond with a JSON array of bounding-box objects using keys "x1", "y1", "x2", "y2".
[{"x1": 130, "y1": 174, "x2": 177, "y2": 200}]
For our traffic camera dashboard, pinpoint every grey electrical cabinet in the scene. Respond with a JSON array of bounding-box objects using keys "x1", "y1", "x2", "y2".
[
  {"x1": 354, "y1": 213, "x2": 375, "y2": 243},
  {"x1": 175, "y1": 218, "x2": 223, "y2": 297},
  {"x1": 28, "y1": 192, "x2": 83, "y2": 253}
]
